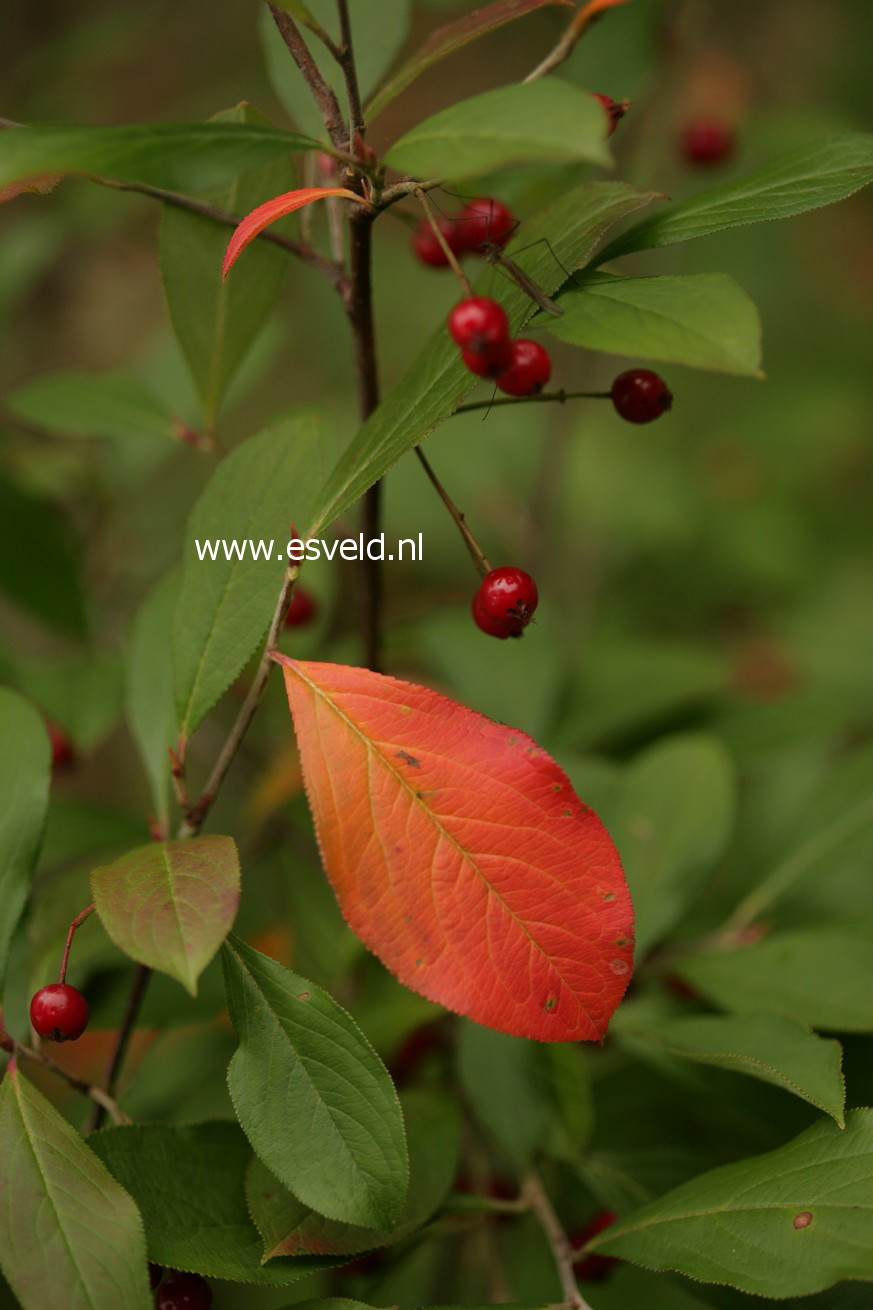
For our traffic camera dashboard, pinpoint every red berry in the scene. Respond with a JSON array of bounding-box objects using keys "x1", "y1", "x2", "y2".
[
  {"x1": 29, "y1": 984, "x2": 89, "y2": 1042},
  {"x1": 682, "y1": 118, "x2": 735, "y2": 166},
  {"x1": 495, "y1": 339, "x2": 551, "y2": 396},
  {"x1": 476, "y1": 566, "x2": 538, "y2": 631},
  {"x1": 456, "y1": 197, "x2": 516, "y2": 252},
  {"x1": 571, "y1": 1210, "x2": 620, "y2": 1282},
  {"x1": 284, "y1": 585, "x2": 317, "y2": 628},
  {"x1": 472, "y1": 591, "x2": 520, "y2": 639},
  {"x1": 611, "y1": 369, "x2": 673, "y2": 423},
  {"x1": 155, "y1": 1271, "x2": 213, "y2": 1310},
  {"x1": 412, "y1": 217, "x2": 463, "y2": 267},
  {"x1": 592, "y1": 93, "x2": 629, "y2": 136},
  {"x1": 448, "y1": 297, "x2": 510, "y2": 355},
  {"x1": 461, "y1": 342, "x2": 512, "y2": 379},
  {"x1": 47, "y1": 721, "x2": 74, "y2": 771}
]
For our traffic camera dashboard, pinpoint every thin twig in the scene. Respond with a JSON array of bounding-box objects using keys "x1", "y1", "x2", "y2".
[
  {"x1": 336, "y1": 0, "x2": 365, "y2": 141},
  {"x1": 58, "y1": 905, "x2": 95, "y2": 985},
  {"x1": 415, "y1": 448, "x2": 492, "y2": 578},
  {"x1": 86, "y1": 963, "x2": 151, "y2": 1132},
  {"x1": 454, "y1": 389, "x2": 610, "y2": 416},
  {"x1": 4, "y1": 1042, "x2": 131, "y2": 1126},
  {"x1": 414, "y1": 186, "x2": 474, "y2": 296},
  {"x1": 268, "y1": 3, "x2": 349, "y2": 151},
  {"x1": 524, "y1": 0, "x2": 627, "y2": 83},
  {"x1": 524, "y1": 1172, "x2": 593, "y2": 1310}
]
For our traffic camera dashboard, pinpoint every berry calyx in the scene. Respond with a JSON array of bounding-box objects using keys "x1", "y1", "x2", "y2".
[
  {"x1": 592, "y1": 93, "x2": 630, "y2": 136},
  {"x1": 155, "y1": 1271, "x2": 213, "y2": 1310},
  {"x1": 412, "y1": 216, "x2": 463, "y2": 267},
  {"x1": 457, "y1": 196, "x2": 515, "y2": 251},
  {"x1": 29, "y1": 983, "x2": 89, "y2": 1042},
  {"x1": 611, "y1": 369, "x2": 673, "y2": 423},
  {"x1": 475, "y1": 566, "x2": 539, "y2": 634},
  {"x1": 571, "y1": 1210, "x2": 620, "y2": 1282},
  {"x1": 448, "y1": 297, "x2": 510, "y2": 354},
  {"x1": 495, "y1": 339, "x2": 552, "y2": 396},
  {"x1": 47, "y1": 721, "x2": 74, "y2": 771},
  {"x1": 284, "y1": 585, "x2": 317, "y2": 628},
  {"x1": 682, "y1": 118, "x2": 735, "y2": 166}
]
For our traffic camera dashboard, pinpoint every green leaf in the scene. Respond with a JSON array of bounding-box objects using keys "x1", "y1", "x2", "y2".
[
  {"x1": 0, "y1": 1064, "x2": 151, "y2": 1310},
  {"x1": 90, "y1": 1121, "x2": 341, "y2": 1285},
  {"x1": 126, "y1": 572, "x2": 178, "y2": 828},
  {"x1": 384, "y1": 78, "x2": 610, "y2": 180},
  {"x1": 305, "y1": 181, "x2": 655, "y2": 537},
  {"x1": 540, "y1": 1042, "x2": 594, "y2": 1165},
  {"x1": 609, "y1": 734, "x2": 736, "y2": 955},
  {"x1": 0, "y1": 121, "x2": 321, "y2": 195},
  {"x1": 13, "y1": 655, "x2": 124, "y2": 751},
  {"x1": 6, "y1": 371, "x2": 177, "y2": 442},
  {"x1": 366, "y1": 0, "x2": 573, "y2": 120},
  {"x1": 0, "y1": 690, "x2": 50, "y2": 994},
  {"x1": 677, "y1": 928, "x2": 873, "y2": 1033},
  {"x1": 221, "y1": 936, "x2": 409, "y2": 1228},
  {"x1": 614, "y1": 1010, "x2": 845, "y2": 1124},
  {"x1": 160, "y1": 106, "x2": 292, "y2": 431},
  {"x1": 0, "y1": 474, "x2": 86, "y2": 634},
  {"x1": 91, "y1": 836, "x2": 240, "y2": 993},
  {"x1": 246, "y1": 1088, "x2": 459, "y2": 1259},
  {"x1": 545, "y1": 272, "x2": 763, "y2": 376},
  {"x1": 457, "y1": 1021, "x2": 548, "y2": 1172},
  {"x1": 588, "y1": 1107, "x2": 873, "y2": 1297},
  {"x1": 173, "y1": 410, "x2": 329, "y2": 743},
  {"x1": 598, "y1": 133, "x2": 873, "y2": 262}
]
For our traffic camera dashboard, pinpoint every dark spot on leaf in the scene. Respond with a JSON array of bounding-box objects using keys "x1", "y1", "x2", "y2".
[
  {"x1": 610, "y1": 959, "x2": 629, "y2": 975},
  {"x1": 563, "y1": 808, "x2": 572, "y2": 817},
  {"x1": 395, "y1": 750, "x2": 421, "y2": 767},
  {"x1": 415, "y1": 958, "x2": 424, "y2": 968},
  {"x1": 615, "y1": 936, "x2": 628, "y2": 946},
  {"x1": 296, "y1": 992, "x2": 310, "y2": 1001},
  {"x1": 400, "y1": 705, "x2": 411, "y2": 714},
  {"x1": 794, "y1": 1211, "x2": 813, "y2": 1230},
  {"x1": 543, "y1": 994, "x2": 558, "y2": 1011},
  {"x1": 603, "y1": 891, "x2": 616, "y2": 902},
  {"x1": 553, "y1": 783, "x2": 561, "y2": 792}
]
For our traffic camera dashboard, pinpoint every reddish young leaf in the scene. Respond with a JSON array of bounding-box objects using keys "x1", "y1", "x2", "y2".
[
  {"x1": 222, "y1": 186, "x2": 367, "y2": 278},
  {"x1": 576, "y1": 0, "x2": 633, "y2": 26},
  {"x1": 274, "y1": 655, "x2": 634, "y2": 1041}
]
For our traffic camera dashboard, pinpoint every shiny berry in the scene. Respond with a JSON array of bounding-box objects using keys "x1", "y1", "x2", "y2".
[
  {"x1": 611, "y1": 369, "x2": 673, "y2": 423},
  {"x1": 682, "y1": 118, "x2": 735, "y2": 166},
  {"x1": 155, "y1": 1271, "x2": 213, "y2": 1310},
  {"x1": 284, "y1": 586, "x2": 317, "y2": 628},
  {"x1": 448, "y1": 297, "x2": 510, "y2": 355},
  {"x1": 47, "y1": 721, "x2": 74, "y2": 771},
  {"x1": 571, "y1": 1210, "x2": 620, "y2": 1282},
  {"x1": 412, "y1": 217, "x2": 463, "y2": 267},
  {"x1": 495, "y1": 339, "x2": 551, "y2": 396},
  {"x1": 592, "y1": 93, "x2": 630, "y2": 136},
  {"x1": 457, "y1": 196, "x2": 516, "y2": 251},
  {"x1": 476, "y1": 566, "x2": 538, "y2": 630},
  {"x1": 472, "y1": 591, "x2": 519, "y2": 639},
  {"x1": 29, "y1": 984, "x2": 89, "y2": 1042}
]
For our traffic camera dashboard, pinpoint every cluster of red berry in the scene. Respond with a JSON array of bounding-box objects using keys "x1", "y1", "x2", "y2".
[
  {"x1": 412, "y1": 194, "x2": 515, "y2": 267},
  {"x1": 448, "y1": 296, "x2": 552, "y2": 396}
]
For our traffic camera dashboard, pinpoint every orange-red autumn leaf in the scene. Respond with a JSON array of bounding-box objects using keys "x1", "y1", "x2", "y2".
[
  {"x1": 274, "y1": 655, "x2": 634, "y2": 1041},
  {"x1": 0, "y1": 173, "x2": 62, "y2": 204},
  {"x1": 222, "y1": 186, "x2": 367, "y2": 278}
]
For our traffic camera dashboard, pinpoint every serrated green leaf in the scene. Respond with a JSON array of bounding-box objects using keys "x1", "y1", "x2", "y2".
[
  {"x1": 384, "y1": 78, "x2": 610, "y2": 180},
  {"x1": 91, "y1": 836, "x2": 240, "y2": 993},
  {"x1": 222, "y1": 936, "x2": 408, "y2": 1228},
  {"x1": 677, "y1": 928, "x2": 873, "y2": 1032},
  {"x1": 305, "y1": 181, "x2": 655, "y2": 537},
  {"x1": 588, "y1": 1108, "x2": 873, "y2": 1297},
  {"x1": 457, "y1": 1020, "x2": 548, "y2": 1172},
  {"x1": 545, "y1": 272, "x2": 763, "y2": 376},
  {"x1": 0, "y1": 1065, "x2": 151, "y2": 1310},
  {"x1": 173, "y1": 410, "x2": 329, "y2": 742},
  {"x1": 540, "y1": 1041, "x2": 594, "y2": 1164},
  {"x1": 126, "y1": 571, "x2": 178, "y2": 827},
  {"x1": 0, "y1": 690, "x2": 50, "y2": 994},
  {"x1": 90, "y1": 1121, "x2": 343, "y2": 1285},
  {"x1": 160, "y1": 105, "x2": 292, "y2": 431},
  {"x1": 614, "y1": 1010, "x2": 845, "y2": 1124},
  {"x1": 6, "y1": 371, "x2": 177, "y2": 442},
  {"x1": 610, "y1": 734, "x2": 736, "y2": 954},
  {"x1": 12, "y1": 655, "x2": 124, "y2": 751},
  {"x1": 0, "y1": 121, "x2": 322, "y2": 194},
  {"x1": 247, "y1": 1088, "x2": 459, "y2": 1259},
  {"x1": 598, "y1": 133, "x2": 873, "y2": 262}
]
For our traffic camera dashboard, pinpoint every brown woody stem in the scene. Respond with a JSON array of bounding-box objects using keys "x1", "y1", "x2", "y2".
[
  {"x1": 58, "y1": 904, "x2": 95, "y2": 985},
  {"x1": 415, "y1": 448, "x2": 492, "y2": 578},
  {"x1": 454, "y1": 389, "x2": 611, "y2": 416},
  {"x1": 268, "y1": 4, "x2": 348, "y2": 150},
  {"x1": 3, "y1": 1040, "x2": 130, "y2": 1126},
  {"x1": 524, "y1": 1172, "x2": 594, "y2": 1310}
]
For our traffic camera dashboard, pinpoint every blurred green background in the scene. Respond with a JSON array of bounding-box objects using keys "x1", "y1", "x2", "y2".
[{"x1": 1, "y1": 1, "x2": 872, "y2": 1306}]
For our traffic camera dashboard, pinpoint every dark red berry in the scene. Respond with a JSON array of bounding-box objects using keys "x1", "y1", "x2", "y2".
[
  {"x1": 495, "y1": 339, "x2": 551, "y2": 396},
  {"x1": 461, "y1": 342, "x2": 512, "y2": 379},
  {"x1": 472, "y1": 591, "x2": 519, "y2": 639},
  {"x1": 682, "y1": 118, "x2": 735, "y2": 166},
  {"x1": 592, "y1": 93, "x2": 630, "y2": 136},
  {"x1": 155, "y1": 1271, "x2": 213, "y2": 1310},
  {"x1": 29, "y1": 984, "x2": 89, "y2": 1042},
  {"x1": 611, "y1": 369, "x2": 673, "y2": 423},
  {"x1": 284, "y1": 585, "x2": 317, "y2": 628},
  {"x1": 476, "y1": 566, "x2": 539, "y2": 631},
  {"x1": 412, "y1": 216, "x2": 463, "y2": 267},
  {"x1": 448, "y1": 297, "x2": 510, "y2": 355},
  {"x1": 149, "y1": 1265, "x2": 165, "y2": 1290},
  {"x1": 571, "y1": 1210, "x2": 620, "y2": 1282},
  {"x1": 47, "y1": 721, "x2": 74, "y2": 771},
  {"x1": 457, "y1": 196, "x2": 516, "y2": 251}
]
